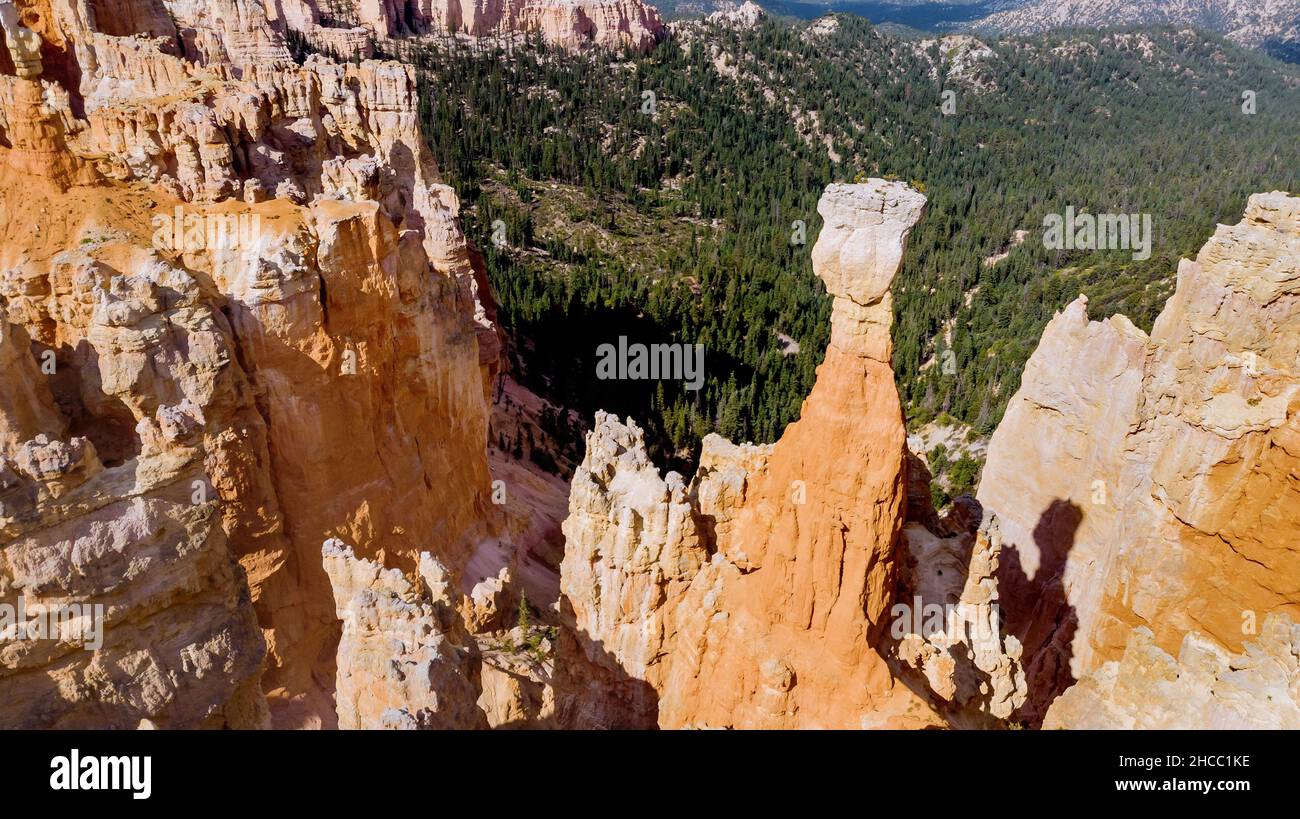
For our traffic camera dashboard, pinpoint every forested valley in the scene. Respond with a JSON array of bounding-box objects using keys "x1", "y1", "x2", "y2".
[{"x1": 378, "y1": 17, "x2": 1300, "y2": 483}]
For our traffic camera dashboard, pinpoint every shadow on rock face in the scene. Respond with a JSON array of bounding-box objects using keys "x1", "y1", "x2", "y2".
[{"x1": 996, "y1": 497, "x2": 1083, "y2": 726}]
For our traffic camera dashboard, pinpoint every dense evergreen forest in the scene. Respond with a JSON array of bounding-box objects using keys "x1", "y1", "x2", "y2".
[{"x1": 381, "y1": 18, "x2": 1300, "y2": 471}]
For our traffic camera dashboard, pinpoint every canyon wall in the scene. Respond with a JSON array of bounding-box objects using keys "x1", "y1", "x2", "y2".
[
  {"x1": 979, "y1": 191, "x2": 1300, "y2": 725},
  {"x1": 1, "y1": 0, "x2": 1296, "y2": 731},
  {"x1": 279, "y1": 0, "x2": 666, "y2": 54},
  {"x1": 0, "y1": 0, "x2": 502, "y2": 727}
]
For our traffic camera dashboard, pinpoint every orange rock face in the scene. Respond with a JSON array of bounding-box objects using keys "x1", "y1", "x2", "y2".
[
  {"x1": 0, "y1": 0, "x2": 501, "y2": 728},
  {"x1": 2, "y1": 0, "x2": 1295, "y2": 732},
  {"x1": 0, "y1": 177, "x2": 274, "y2": 728},
  {"x1": 655, "y1": 350, "x2": 929, "y2": 728},
  {"x1": 557, "y1": 181, "x2": 946, "y2": 728}
]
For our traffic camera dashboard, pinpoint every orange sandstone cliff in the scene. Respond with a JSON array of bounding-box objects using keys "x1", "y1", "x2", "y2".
[{"x1": 0, "y1": 0, "x2": 502, "y2": 727}]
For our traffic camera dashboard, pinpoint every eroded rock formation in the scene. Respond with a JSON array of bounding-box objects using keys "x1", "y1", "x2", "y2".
[
  {"x1": 555, "y1": 186, "x2": 1300, "y2": 730},
  {"x1": 0, "y1": 0, "x2": 503, "y2": 728},
  {"x1": 895, "y1": 511, "x2": 1027, "y2": 722},
  {"x1": 1, "y1": 0, "x2": 1295, "y2": 733},
  {"x1": 322, "y1": 539, "x2": 487, "y2": 729},
  {"x1": 978, "y1": 191, "x2": 1300, "y2": 724},
  {"x1": 283, "y1": 0, "x2": 666, "y2": 54},
  {"x1": 556, "y1": 181, "x2": 951, "y2": 728}
]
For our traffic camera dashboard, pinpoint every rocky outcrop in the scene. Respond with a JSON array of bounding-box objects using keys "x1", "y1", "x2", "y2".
[
  {"x1": 1, "y1": 1, "x2": 43, "y2": 78},
  {"x1": 0, "y1": 7, "x2": 271, "y2": 727},
  {"x1": 0, "y1": 190, "x2": 272, "y2": 728},
  {"x1": 913, "y1": 35, "x2": 998, "y2": 94},
  {"x1": 706, "y1": 1, "x2": 764, "y2": 29},
  {"x1": 557, "y1": 184, "x2": 1300, "y2": 731},
  {"x1": 557, "y1": 181, "x2": 948, "y2": 728},
  {"x1": 162, "y1": 0, "x2": 294, "y2": 69},
  {"x1": 0, "y1": 0, "x2": 503, "y2": 728},
  {"x1": 322, "y1": 536, "x2": 559, "y2": 728},
  {"x1": 896, "y1": 513, "x2": 1028, "y2": 723},
  {"x1": 288, "y1": 0, "x2": 666, "y2": 53},
  {"x1": 555, "y1": 413, "x2": 707, "y2": 727},
  {"x1": 322, "y1": 539, "x2": 487, "y2": 729},
  {"x1": 978, "y1": 191, "x2": 1300, "y2": 723}
]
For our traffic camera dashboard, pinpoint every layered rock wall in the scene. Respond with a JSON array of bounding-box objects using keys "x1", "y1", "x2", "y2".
[
  {"x1": 0, "y1": 179, "x2": 274, "y2": 728},
  {"x1": 283, "y1": 0, "x2": 665, "y2": 53}
]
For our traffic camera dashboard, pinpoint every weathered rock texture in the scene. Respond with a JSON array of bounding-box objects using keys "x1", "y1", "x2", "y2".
[
  {"x1": 557, "y1": 181, "x2": 949, "y2": 728},
  {"x1": 978, "y1": 192, "x2": 1300, "y2": 724},
  {"x1": 322, "y1": 539, "x2": 487, "y2": 728},
  {"x1": 0, "y1": 0, "x2": 502, "y2": 728},
  {"x1": 322, "y1": 535, "x2": 558, "y2": 728},
  {"x1": 2, "y1": 0, "x2": 1295, "y2": 732},
  {"x1": 896, "y1": 511, "x2": 1027, "y2": 722},
  {"x1": 706, "y1": 1, "x2": 764, "y2": 29},
  {"x1": 283, "y1": 0, "x2": 666, "y2": 53},
  {"x1": 1044, "y1": 614, "x2": 1300, "y2": 729}
]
